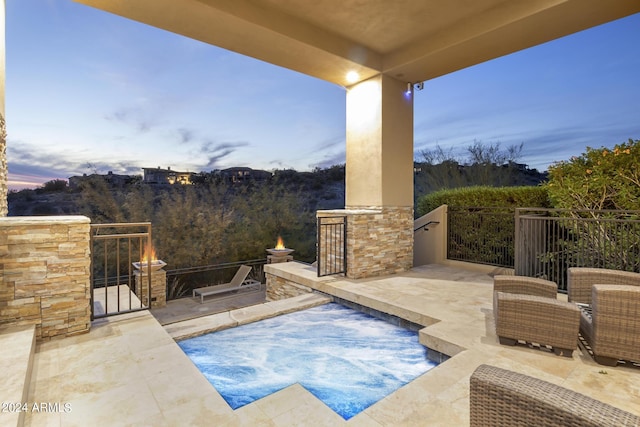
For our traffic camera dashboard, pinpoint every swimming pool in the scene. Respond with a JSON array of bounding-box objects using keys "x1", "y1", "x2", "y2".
[{"x1": 178, "y1": 303, "x2": 437, "y2": 420}]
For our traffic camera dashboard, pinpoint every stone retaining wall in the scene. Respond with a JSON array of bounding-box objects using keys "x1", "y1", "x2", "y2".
[
  {"x1": 266, "y1": 273, "x2": 313, "y2": 301},
  {"x1": 0, "y1": 216, "x2": 91, "y2": 340}
]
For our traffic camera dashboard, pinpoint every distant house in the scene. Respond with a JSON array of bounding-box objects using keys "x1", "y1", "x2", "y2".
[
  {"x1": 68, "y1": 171, "x2": 137, "y2": 189},
  {"x1": 142, "y1": 167, "x2": 194, "y2": 185},
  {"x1": 219, "y1": 167, "x2": 271, "y2": 183}
]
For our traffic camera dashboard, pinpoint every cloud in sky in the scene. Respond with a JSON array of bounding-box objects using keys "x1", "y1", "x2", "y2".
[
  {"x1": 6, "y1": 141, "x2": 143, "y2": 190},
  {"x1": 177, "y1": 128, "x2": 195, "y2": 144},
  {"x1": 104, "y1": 105, "x2": 161, "y2": 134},
  {"x1": 5, "y1": 2, "x2": 640, "y2": 190},
  {"x1": 201, "y1": 141, "x2": 251, "y2": 169}
]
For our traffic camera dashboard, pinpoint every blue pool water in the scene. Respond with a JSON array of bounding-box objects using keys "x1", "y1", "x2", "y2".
[{"x1": 178, "y1": 303, "x2": 437, "y2": 420}]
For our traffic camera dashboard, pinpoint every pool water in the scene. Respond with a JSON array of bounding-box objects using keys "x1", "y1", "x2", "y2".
[{"x1": 178, "y1": 303, "x2": 437, "y2": 420}]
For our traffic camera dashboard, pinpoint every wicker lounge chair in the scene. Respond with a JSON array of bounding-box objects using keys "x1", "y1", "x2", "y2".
[
  {"x1": 192, "y1": 265, "x2": 259, "y2": 303},
  {"x1": 568, "y1": 267, "x2": 640, "y2": 366},
  {"x1": 470, "y1": 364, "x2": 640, "y2": 427},
  {"x1": 493, "y1": 276, "x2": 580, "y2": 357}
]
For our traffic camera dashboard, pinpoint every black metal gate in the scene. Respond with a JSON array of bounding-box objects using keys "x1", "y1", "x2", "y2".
[
  {"x1": 90, "y1": 223, "x2": 153, "y2": 319},
  {"x1": 317, "y1": 216, "x2": 347, "y2": 277}
]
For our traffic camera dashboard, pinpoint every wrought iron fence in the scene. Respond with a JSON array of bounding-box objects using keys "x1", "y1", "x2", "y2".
[
  {"x1": 317, "y1": 215, "x2": 347, "y2": 276},
  {"x1": 447, "y1": 207, "x2": 515, "y2": 268},
  {"x1": 165, "y1": 259, "x2": 267, "y2": 300},
  {"x1": 515, "y1": 208, "x2": 640, "y2": 291},
  {"x1": 90, "y1": 222, "x2": 152, "y2": 319}
]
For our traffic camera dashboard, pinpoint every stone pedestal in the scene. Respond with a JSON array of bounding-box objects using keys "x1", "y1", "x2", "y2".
[
  {"x1": 267, "y1": 254, "x2": 293, "y2": 264},
  {"x1": 134, "y1": 267, "x2": 166, "y2": 309}
]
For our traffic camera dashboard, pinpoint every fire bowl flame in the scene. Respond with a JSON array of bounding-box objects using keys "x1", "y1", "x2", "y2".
[
  {"x1": 268, "y1": 235, "x2": 294, "y2": 256},
  {"x1": 133, "y1": 259, "x2": 167, "y2": 272}
]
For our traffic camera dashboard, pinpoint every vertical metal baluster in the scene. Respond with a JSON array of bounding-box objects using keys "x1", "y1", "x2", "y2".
[{"x1": 116, "y1": 237, "x2": 121, "y2": 312}]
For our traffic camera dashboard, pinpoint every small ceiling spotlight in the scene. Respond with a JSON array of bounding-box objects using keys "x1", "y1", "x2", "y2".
[
  {"x1": 346, "y1": 71, "x2": 359, "y2": 84},
  {"x1": 406, "y1": 82, "x2": 412, "y2": 96}
]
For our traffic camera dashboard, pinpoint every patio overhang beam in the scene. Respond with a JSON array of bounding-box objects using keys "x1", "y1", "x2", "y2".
[{"x1": 74, "y1": 0, "x2": 640, "y2": 87}]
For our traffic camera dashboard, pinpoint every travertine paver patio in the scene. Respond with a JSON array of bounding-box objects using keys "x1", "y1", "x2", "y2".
[{"x1": 19, "y1": 263, "x2": 640, "y2": 426}]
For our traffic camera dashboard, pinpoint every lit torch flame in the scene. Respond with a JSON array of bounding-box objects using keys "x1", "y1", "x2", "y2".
[{"x1": 275, "y1": 236, "x2": 285, "y2": 250}]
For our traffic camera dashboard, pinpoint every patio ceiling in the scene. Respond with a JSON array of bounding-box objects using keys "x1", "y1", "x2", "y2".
[{"x1": 75, "y1": 0, "x2": 640, "y2": 87}]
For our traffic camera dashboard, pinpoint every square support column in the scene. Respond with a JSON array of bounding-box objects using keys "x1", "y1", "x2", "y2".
[
  {"x1": 346, "y1": 74, "x2": 414, "y2": 208},
  {"x1": 332, "y1": 74, "x2": 414, "y2": 279}
]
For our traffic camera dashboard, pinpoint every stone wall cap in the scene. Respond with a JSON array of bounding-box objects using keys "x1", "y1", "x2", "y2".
[
  {"x1": 0, "y1": 215, "x2": 91, "y2": 226},
  {"x1": 317, "y1": 208, "x2": 382, "y2": 216}
]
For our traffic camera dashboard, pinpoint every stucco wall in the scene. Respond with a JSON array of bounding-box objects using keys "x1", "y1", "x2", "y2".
[{"x1": 0, "y1": 216, "x2": 91, "y2": 340}]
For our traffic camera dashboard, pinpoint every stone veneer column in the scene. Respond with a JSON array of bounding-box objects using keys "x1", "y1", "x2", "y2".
[
  {"x1": 134, "y1": 268, "x2": 167, "y2": 308},
  {"x1": 0, "y1": 114, "x2": 6, "y2": 217},
  {"x1": 345, "y1": 206, "x2": 413, "y2": 279},
  {"x1": 0, "y1": 2, "x2": 6, "y2": 217},
  {"x1": 317, "y1": 207, "x2": 413, "y2": 279},
  {"x1": 0, "y1": 216, "x2": 91, "y2": 341},
  {"x1": 331, "y1": 74, "x2": 414, "y2": 279}
]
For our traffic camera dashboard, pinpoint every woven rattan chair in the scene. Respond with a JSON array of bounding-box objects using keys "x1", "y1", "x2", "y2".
[
  {"x1": 493, "y1": 275, "x2": 558, "y2": 298},
  {"x1": 568, "y1": 268, "x2": 640, "y2": 366},
  {"x1": 567, "y1": 267, "x2": 640, "y2": 305},
  {"x1": 470, "y1": 364, "x2": 640, "y2": 427},
  {"x1": 493, "y1": 276, "x2": 580, "y2": 357}
]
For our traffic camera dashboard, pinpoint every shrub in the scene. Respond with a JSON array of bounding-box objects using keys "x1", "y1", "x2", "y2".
[
  {"x1": 416, "y1": 185, "x2": 550, "y2": 216},
  {"x1": 40, "y1": 179, "x2": 68, "y2": 193}
]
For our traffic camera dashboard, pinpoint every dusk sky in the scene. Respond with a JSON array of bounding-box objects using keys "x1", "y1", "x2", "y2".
[{"x1": 6, "y1": 1, "x2": 640, "y2": 190}]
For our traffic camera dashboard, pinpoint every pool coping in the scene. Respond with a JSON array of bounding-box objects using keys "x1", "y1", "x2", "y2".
[{"x1": 164, "y1": 293, "x2": 333, "y2": 341}]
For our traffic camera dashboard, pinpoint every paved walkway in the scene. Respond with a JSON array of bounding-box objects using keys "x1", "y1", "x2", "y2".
[{"x1": 20, "y1": 263, "x2": 640, "y2": 426}]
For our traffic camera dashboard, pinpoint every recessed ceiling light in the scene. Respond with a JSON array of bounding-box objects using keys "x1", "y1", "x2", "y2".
[{"x1": 346, "y1": 71, "x2": 359, "y2": 83}]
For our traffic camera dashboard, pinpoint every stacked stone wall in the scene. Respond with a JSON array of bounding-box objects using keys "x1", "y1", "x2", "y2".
[
  {"x1": 346, "y1": 206, "x2": 413, "y2": 279},
  {"x1": 134, "y1": 269, "x2": 167, "y2": 308},
  {"x1": 318, "y1": 206, "x2": 413, "y2": 279},
  {"x1": 0, "y1": 114, "x2": 7, "y2": 217},
  {"x1": 0, "y1": 216, "x2": 91, "y2": 340},
  {"x1": 266, "y1": 273, "x2": 312, "y2": 301}
]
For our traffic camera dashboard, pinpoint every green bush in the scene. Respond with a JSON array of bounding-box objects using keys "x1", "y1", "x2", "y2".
[
  {"x1": 40, "y1": 179, "x2": 68, "y2": 193},
  {"x1": 416, "y1": 186, "x2": 550, "y2": 268},
  {"x1": 544, "y1": 139, "x2": 640, "y2": 272},
  {"x1": 416, "y1": 185, "x2": 550, "y2": 216}
]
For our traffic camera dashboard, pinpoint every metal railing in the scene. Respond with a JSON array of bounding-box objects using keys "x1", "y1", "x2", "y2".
[
  {"x1": 447, "y1": 207, "x2": 514, "y2": 268},
  {"x1": 317, "y1": 215, "x2": 347, "y2": 276},
  {"x1": 90, "y1": 222, "x2": 152, "y2": 319},
  {"x1": 414, "y1": 221, "x2": 440, "y2": 232},
  {"x1": 165, "y1": 259, "x2": 267, "y2": 300},
  {"x1": 515, "y1": 208, "x2": 640, "y2": 291}
]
